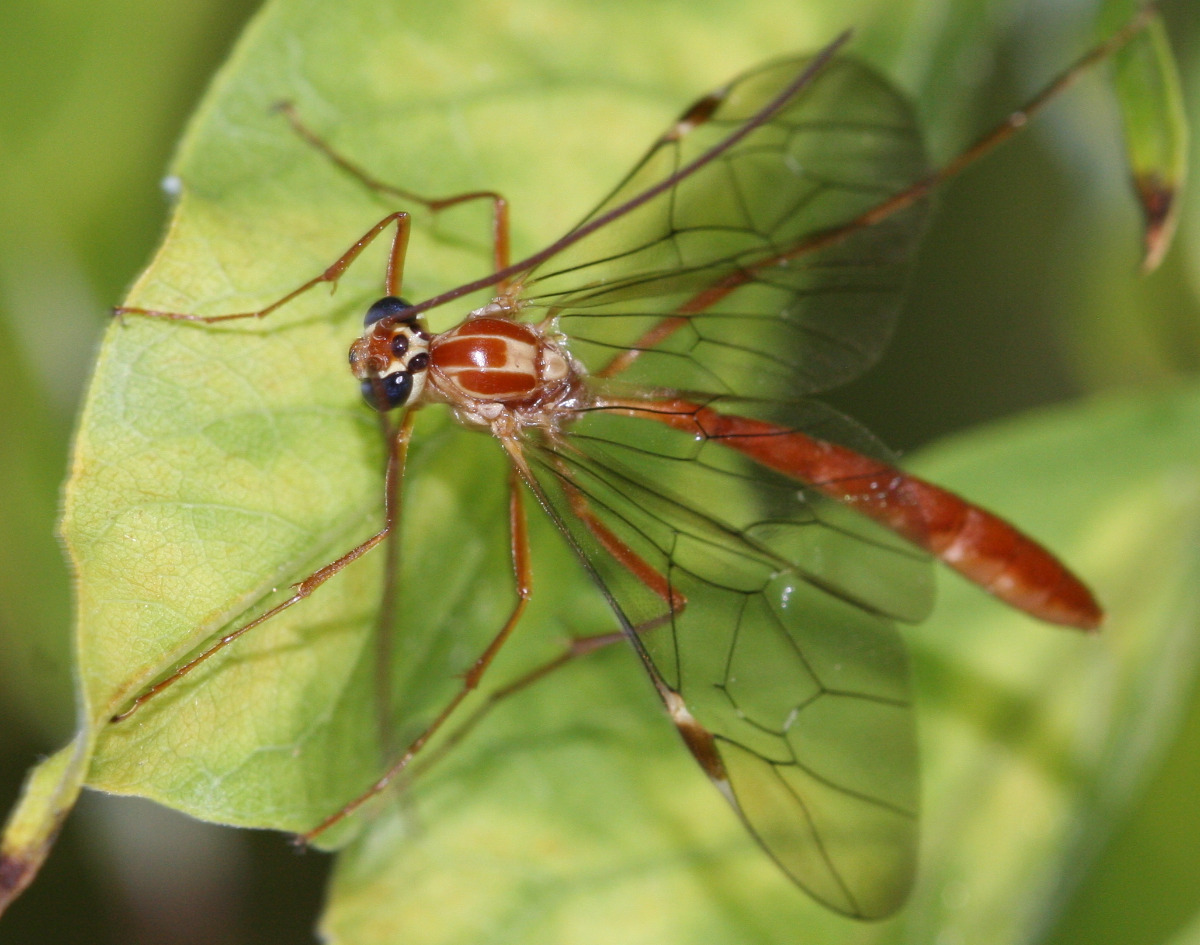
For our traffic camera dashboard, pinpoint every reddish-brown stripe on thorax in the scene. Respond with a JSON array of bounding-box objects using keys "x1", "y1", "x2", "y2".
[
  {"x1": 600, "y1": 397, "x2": 1102, "y2": 631},
  {"x1": 431, "y1": 316, "x2": 568, "y2": 403}
]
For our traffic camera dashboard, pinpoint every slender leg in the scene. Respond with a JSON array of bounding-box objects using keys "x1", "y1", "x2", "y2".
[
  {"x1": 373, "y1": 411, "x2": 408, "y2": 755},
  {"x1": 412, "y1": 602, "x2": 684, "y2": 782},
  {"x1": 593, "y1": 10, "x2": 1161, "y2": 380},
  {"x1": 537, "y1": 450, "x2": 733, "y2": 786},
  {"x1": 300, "y1": 461, "x2": 534, "y2": 840},
  {"x1": 276, "y1": 102, "x2": 512, "y2": 280},
  {"x1": 111, "y1": 411, "x2": 418, "y2": 723},
  {"x1": 558, "y1": 471, "x2": 686, "y2": 614},
  {"x1": 116, "y1": 212, "x2": 414, "y2": 323},
  {"x1": 398, "y1": 443, "x2": 692, "y2": 781},
  {"x1": 296, "y1": 433, "x2": 691, "y2": 839},
  {"x1": 411, "y1": 632, "x2": 624, "y2": 776}
]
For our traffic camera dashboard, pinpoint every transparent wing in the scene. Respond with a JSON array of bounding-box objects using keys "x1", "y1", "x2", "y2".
[
  {"x1": 519, "y1": 397, "x2": 930, "y2": 918},
  {"x1": 499, "y1": 50, "x2": 936, "y2": 916},
  {"x1": 516, "y1": 55, "x2": 930, "y2": 399}
]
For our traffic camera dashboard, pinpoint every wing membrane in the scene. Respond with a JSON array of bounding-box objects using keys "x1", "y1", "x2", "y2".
[
  {"x1": 517, "y1": 56, "x2": 930, "y2": 398},
  {"x1": 520, "y1": 398, "x2": 925, "y2": 918},
  {"x1": 571, "y1": 393, "x2": 935, "y2": 621},
  {"x1": 503, "y1": 50, "x2": 935, "y2": 916}
]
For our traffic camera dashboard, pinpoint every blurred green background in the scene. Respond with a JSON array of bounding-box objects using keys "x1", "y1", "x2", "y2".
[{"x1": 1, "y1": 0, "x2": 1197, "y2": 942}]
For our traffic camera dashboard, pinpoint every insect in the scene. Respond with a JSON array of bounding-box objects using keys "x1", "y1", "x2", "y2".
[{"x1": 109, "y1": 15, "x2": 1150, "y2": 920}]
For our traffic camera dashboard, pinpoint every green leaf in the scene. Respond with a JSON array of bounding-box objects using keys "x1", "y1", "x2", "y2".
[
  {"x1": 1165, "y1": 909, "x2": 1200, "y2": 945},
  {"x1": 0, "y1": 736, "x2": 91, "y2": 913},
  {"x1": 3, "y1": 0, "x2": 1192, "y2": 937},
  {"x1": 318, "y1": 388, "x2": 1200, "y2": 945},
  {"x1": 900, "y1": 388, "x2": 1200, "y2": 945},
  {"x1": 1101, "y1": 2, "x2": 1189, "y2": 270}
]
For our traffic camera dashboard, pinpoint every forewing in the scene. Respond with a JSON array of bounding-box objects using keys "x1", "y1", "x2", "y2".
[
  {"x1": 520, "y1": 399, "x2": 927, "y2": 918},
  {"x1": 503, "y1": 47, "x2": 936, "y2": 916},
  {"x1": 517, "y1": 55, "x2": 930, "y2": 399}
]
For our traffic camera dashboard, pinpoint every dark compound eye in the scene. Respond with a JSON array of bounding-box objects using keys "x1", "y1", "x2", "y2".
[
  {"x1": 360, "y1": 371, "x2": 413, "y2": 411},
  {"x1": 363, "y1": 296, "x2": 413, "y2": 327}
]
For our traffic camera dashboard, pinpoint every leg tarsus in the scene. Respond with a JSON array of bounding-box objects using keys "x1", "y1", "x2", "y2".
[
  {"x1": 109, "y1": 413, "x2": 416, "y2": 723},
  {"x1": 116, "y1": 212, "x2": 411, "y2": 324},
  {"x1": 277, "y1": 102, "x2": 511, "y2": 276},
  {"x1": 301, "y1": 460, "x2": 534, "y2": 841}
]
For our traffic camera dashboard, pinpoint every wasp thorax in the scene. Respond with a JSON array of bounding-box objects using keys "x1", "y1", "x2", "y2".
[
  {"x1": 429, "y1": 316, "x2": 571, "y2": 405},
  {"x1": 350, "y1": 296, "x2": 432, "y2": 411}
]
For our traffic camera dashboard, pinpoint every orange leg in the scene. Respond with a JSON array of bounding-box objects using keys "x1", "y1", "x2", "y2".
[
  {"x1": 300, "y1": 461, "x2": 534, "y2": 840},
  {"x1": 405, "y1": 443, "x2": 699, "y2": 777},
  {"x1": 276, "y1": 102, "x2": 512, "y2": 281},
  {"x1": 402, "y1": 455, "x2": 693, "y2": 780},
  {"x1": 373, "y1": 410, "x2": 408, "y2": 755},
  {"x1": 593, "y1": 9, "x2": 1160, "y2": 380},
  {"x1": 410, "y1": 630, "x2": 625, "y2": 779},
  {"x1": 111, "y1": 411, "x2": 418, "y2": 723},
  {"x1": 116, "y1": 211, "x2": 414, "y2": 322},
  {"x1": 117, "y1": 107, "x2": 516, "y2": 325},
  {"x1": 558, "y1": 471, "x2": 687, "y2": 615},
  {"x1": 301, "y1": 436, "x2": 690, "y2": 840},
  {"x1": 413, "y1": 595, "x2": 685, "y2": 782}
]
